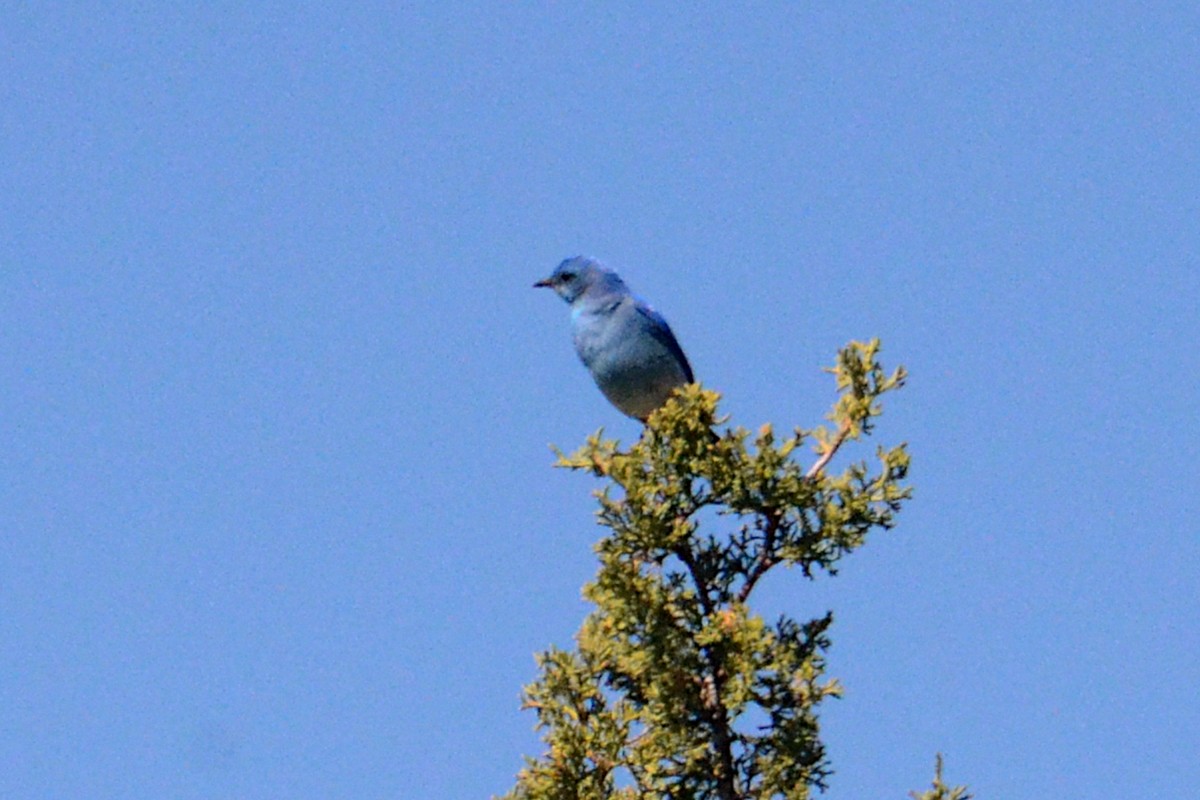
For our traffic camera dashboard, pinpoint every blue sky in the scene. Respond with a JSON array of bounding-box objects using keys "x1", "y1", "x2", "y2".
[{"x1": 2, "y1": 4, "x2": 1197, "y2": 798}]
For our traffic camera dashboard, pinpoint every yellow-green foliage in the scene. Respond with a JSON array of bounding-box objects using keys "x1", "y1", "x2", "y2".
[
  {"x1": 500, "y1": 341, "x2": 917, "y2": 800},
  {"x1": 909, "y1": 755, "x2": 972, "y2": 800}
]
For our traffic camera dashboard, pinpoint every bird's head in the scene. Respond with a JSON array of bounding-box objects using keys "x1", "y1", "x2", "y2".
[{"x1": 534, "y1": 256, "x2": 627, "y2": 304}]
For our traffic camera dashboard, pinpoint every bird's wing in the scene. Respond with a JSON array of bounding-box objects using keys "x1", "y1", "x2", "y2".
[{"x1": 635, "y1": 302, "x2": 695, "y2": 384}]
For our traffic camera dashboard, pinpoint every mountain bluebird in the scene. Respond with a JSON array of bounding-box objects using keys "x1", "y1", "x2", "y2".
[{"x1": 535, "y1": 256, "x2": 695, "y2": 422}]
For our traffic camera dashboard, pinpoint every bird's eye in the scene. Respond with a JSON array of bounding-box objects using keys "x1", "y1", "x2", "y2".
[{"x1": 559, "y1": 272, "x2": 575, "y2": 282}]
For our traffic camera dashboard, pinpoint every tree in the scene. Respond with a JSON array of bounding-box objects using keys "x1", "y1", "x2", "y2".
[{"x1": 499, "y1": 340, "x2": 968, "y2": 800}]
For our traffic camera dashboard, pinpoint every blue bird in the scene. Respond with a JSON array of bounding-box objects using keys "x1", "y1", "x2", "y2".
[{"x1": 535, "y1": 256, "x2": 695, "y2": 422}]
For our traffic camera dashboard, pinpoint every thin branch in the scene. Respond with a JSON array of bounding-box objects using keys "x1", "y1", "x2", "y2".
[
  {"x1": 675, "y1": 534, "x2": 715, "y2": 617},
  {"x1": 805, "y1": 420, "x2": 853, "y2": 480},
  {"x1": 736, "y1": 509, "x2": 781, "y2": 604}
]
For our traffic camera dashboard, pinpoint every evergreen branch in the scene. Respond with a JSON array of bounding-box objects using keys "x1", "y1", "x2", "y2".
[{"x1": 502, "y1": 342, "x2": 919, "y2": 800}]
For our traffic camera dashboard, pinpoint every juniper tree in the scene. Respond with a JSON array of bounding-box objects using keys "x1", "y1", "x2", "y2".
[{"x1": 500, "y1": 340, "x2": 968, "y2": 800}]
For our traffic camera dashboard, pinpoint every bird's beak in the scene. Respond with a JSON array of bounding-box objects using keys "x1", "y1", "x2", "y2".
[{"x1": 533, "y1": 277, "x2": 553, "y2": 288}]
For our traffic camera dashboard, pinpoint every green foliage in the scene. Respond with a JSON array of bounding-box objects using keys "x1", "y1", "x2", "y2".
[
  {"x1": 909, "y1": 755, "x2": 972, "y2": 800},
  {"x1": 500, "y1": 340, "x2": 921, "y2": 800}
]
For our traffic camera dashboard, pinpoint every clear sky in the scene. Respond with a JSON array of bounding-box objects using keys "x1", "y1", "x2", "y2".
[{"x1": 2, "y1": 4, "x2": 1197, "y2": 798}]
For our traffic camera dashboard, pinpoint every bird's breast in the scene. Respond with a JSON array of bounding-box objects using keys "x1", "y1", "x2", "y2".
[{"x1": 570, "y1": 304, "x2": 624, "y2": 367}]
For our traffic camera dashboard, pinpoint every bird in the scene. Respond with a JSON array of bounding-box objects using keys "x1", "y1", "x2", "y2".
[{"x1": 535, "y1": 256, "x2": 695, "y2": 422}]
